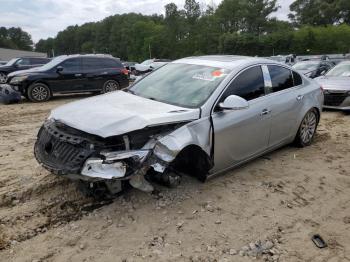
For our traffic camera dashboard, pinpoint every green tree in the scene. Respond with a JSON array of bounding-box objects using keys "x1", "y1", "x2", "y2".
[
  {"x1": 0, "y1": 27, "x2": 33, "y2": 51},
  {"x1": 289, "y1": 0, "x2": 350, "y2": 26}
]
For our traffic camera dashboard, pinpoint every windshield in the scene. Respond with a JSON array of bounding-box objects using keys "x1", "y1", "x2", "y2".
[
  {"x1": 38, "y1": 56, "x2": 67, "y2": 71},
  {"x1": 5, "y1": 58, "x2": 19, "y2": 66},
  {"x1": 293, "y1": 61, "x2": 319, "y2": 71},
  {"x1": 141, "y1": 59, "x2": 153, "y2": 65},
  {"x1": 129, "y1": 63, "x2": 231, "y2": 108},
  {"x1": 326, "y1": 63, "x2": 350, "y2": 77}
]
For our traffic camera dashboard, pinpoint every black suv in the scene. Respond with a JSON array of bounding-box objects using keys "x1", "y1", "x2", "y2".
[
  {"x1": 7, "y1": 54, "x2": 129, "y2": 102},
  {"x1": 0, "y1": 57, "x2": 51, "y2": 83}
]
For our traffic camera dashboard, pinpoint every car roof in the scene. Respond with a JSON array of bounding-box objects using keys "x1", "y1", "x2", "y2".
[
  {"x1": 55, "y1": 54, "x2": 120, "y2": 60},
  {"x1": 173, "y1": 55, "x2": 278, "y2": 69}
]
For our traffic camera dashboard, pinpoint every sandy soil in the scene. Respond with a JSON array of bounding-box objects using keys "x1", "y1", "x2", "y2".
[{"x1": 0, "y1": 94, "x2": 349, "y2": 262}]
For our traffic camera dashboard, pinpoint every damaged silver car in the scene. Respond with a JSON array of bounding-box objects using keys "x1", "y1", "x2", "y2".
[{"x1": 34, "y1": 56, "x2": 323, "y2": 197}]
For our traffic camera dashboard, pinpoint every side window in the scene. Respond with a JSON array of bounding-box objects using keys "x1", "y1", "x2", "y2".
[
  {"x1": 103, "y1": 58, "x2": 122, "y2": 68},
  {"x1": 292, "y1": 71, "x2": 303, "y2": 86},
  {"x1": 82, "y1": 58, "x2": 104, "y2": 70},
  {"x1": 16, "y1": 58, "x2": 30, "y2": 66},
  {"x1": 268, "y1": 65, "x2": 294, "y2": 92},
  {"x1": 220, "y1": 66, "x2": 265, "y2": 102},
  {"x1": 29, "y1": 58, "x2": 46, "y2": 65},
  {"x1": 61, "y1": 58, "x2": 81, "y2": 72}
]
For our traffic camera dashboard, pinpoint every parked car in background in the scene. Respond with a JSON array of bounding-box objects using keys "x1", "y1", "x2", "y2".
[
  {"x1": 7, "y1": 54, "x2": 129, "y2": 102},
  {"x1": 268, "y1": 54, "x2": 296, "y2": 65},
  {"x1": 293, "y1": 60, "x2": 334, "y2": 78},
  {"x1": 315, "y1": 61, "x2": 350, "y2": 111},
  {"x1": 134, "y1": 59, "x2": 171, "y2": 75},
  {"x1": 34, "y1": 55, "x2": 323, "y2": 197},
  {"x1": 0, "y1": 61, "x2": 7, "y2": 65},
  {"x1": 122, "y1": 61, "x2": 137, "y2": 71},
  {"x1": 0, "y1": 57, "x2": 50, "y2": 84}
]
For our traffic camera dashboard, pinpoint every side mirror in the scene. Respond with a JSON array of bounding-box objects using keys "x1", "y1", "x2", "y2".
[
  {"x1": 219, "y1": 95, "x2": 249, "y2": 110},
  {"x1": 56, "y1": 66, "x2": 63, "y2": 73}
]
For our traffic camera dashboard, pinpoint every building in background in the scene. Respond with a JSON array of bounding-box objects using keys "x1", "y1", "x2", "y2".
[{"x1": 0, "y1": 47, "x2": 47, "y2": 62}]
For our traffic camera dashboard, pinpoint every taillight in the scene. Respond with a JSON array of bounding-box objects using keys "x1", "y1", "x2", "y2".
[{"x1": 121, "y1": 68, "x2": 129, "y2": 76}]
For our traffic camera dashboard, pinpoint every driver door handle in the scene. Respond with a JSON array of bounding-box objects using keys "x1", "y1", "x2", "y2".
[
  {"x1": 260, "y1": 109, "x2": 271, "y2": 116},
  {"x1": 75, "y1": 73, "x2": 82, "y2": 77},
  {"x1": 296, "y1": 95, "x2": 304, "y2": 101}
]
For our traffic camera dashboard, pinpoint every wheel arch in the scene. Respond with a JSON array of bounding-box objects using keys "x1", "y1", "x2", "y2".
[{"x1": 168, "y1": 144, "x2": 213, "y2": 181}]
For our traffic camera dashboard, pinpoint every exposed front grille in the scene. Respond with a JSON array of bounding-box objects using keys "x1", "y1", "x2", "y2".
[
  {"x1": 324, "y1": 93, "x2": 348, "y2": 107},
  {"x1": 34, "y1": 122, "x2": 95, "y2": 175}
]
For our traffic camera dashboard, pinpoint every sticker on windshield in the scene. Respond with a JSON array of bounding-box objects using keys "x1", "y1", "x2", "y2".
[{"x1": 192, "y1": 69, "x2": 228, "y2": 81}]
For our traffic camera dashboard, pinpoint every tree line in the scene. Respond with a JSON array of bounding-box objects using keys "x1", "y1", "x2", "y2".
[
  {"x1": 4, "y1": 0, "x2": 350, "y2": 61},
  {"x1": 0, "y1": 27, "x2": 33, "y2": 51}
]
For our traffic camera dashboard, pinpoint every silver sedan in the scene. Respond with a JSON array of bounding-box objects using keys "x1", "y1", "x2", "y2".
[
  {"x1": 315, "y1": 61, "x2": 350, "y2": 111},
  {"x1": 34, "y1": 56, "x2": 324, "y2": 196}
]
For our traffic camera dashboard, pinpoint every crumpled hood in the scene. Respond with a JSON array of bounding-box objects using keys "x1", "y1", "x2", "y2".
[
  {"x1": 49, "y1": 91, "x2": 200, "y2": 138},
  {"x1": 315, "y1": 76, "x2": 350, "y2": 91}
]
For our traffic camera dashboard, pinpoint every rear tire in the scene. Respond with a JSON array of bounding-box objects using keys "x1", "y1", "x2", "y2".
[
  {"x1": 27, "y1": 83, "x2": 51, "y2": 102},
  {"x1": 294, "y1": 109, "x2": 318, "y2": 147},
  {"x1": 102, "y1": 80, "x2": 120, "y2": 93}
]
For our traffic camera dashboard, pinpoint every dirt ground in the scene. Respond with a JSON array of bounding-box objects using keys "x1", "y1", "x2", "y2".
[{"x1": 0, "y1": 94, "x2": 349, "y2": 262}]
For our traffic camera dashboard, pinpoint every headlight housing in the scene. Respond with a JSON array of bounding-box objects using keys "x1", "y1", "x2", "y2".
[{"x1": 10, "y1": 75, "x2": 28, "y2": 84}]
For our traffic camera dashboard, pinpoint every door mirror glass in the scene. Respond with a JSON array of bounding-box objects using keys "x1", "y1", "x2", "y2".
[
  {"x1": 219, "y1": 95, "x2": 249, "y2": 110},
  {"x1": 56, "y1": 66, "x2": 63, "y2": 73}
]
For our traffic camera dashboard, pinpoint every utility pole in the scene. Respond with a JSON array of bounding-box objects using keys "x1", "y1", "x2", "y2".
[{"x1": 149, "y1": 43, "x2": 152, "y2": 59}]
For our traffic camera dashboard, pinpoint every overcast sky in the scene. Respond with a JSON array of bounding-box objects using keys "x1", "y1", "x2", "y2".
[{"x1": 0, "y1": 0, "x2": 294, "y2": 43}]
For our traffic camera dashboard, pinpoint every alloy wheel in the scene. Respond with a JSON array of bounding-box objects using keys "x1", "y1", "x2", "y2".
[
  {"x1": 0, "y1": 73, "x2": 7, "y2": 84},
  {"x1": 300, "y1": 111, "x2": 317, "y2": 144},
  {"x1": 31, "y1": 85, "x2": 49, "y2": 101},
  {"x1": 104, "y1": 80, "x2": 119, "y2": 93}
]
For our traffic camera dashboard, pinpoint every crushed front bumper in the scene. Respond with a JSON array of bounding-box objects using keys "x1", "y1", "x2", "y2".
[{"x1": 34, "y1": 120, "x2": 171, "y2": 183}]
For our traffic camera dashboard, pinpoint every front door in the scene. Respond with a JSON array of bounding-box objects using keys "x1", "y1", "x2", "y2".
[
  {"x1": 50, "y1": 58, "x2": 85, "y2": 92},
  {"x1": 211, "y1": 66, "x2": 271, "y2": 173}
]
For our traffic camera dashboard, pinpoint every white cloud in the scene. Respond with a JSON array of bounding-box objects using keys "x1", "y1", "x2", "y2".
[{"x1": 0, "y1": 0, "x2": 291, "y2": 43}]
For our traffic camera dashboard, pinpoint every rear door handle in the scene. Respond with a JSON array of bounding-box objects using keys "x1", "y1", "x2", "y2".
[
  {"x1": 260, "y1": 109, "x2": 271, "y2": 116},
  {"x1": 296, "y1": 95, "x2": 304, "y2": 101},
  {"x1": 75, "y1": 73, "x2": 82, "y2": 77}
]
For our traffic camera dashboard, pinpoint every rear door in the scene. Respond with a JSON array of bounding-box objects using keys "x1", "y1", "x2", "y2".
[
  {"x1": 264, "y1": 65, "x2": 304, "y2": 147},
  {"x1": 212, "y1": 66, "x2": 272, "y2": 173},
  {"x1": 49, "y1": 58, "x2": 85, "y2": 92},
  {"x1": 81, "y1": 57, "x2": 106, "y2": 90}
]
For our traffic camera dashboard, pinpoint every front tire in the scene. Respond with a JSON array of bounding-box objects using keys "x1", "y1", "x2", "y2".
[
  {"x1": 102, "y1": 80, "x2": 120, "y2": 93},
  {"x1": 295, "y1": 109, "x2": 318, "y2": 147},
  {"x1": 0, "y1": 72, "x2": 7, "y2": 84},
  {"x1": 27, "y1": 83, "x2": 51, "y2": 102}
]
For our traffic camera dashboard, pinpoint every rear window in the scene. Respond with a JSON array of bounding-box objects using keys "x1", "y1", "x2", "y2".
[
  {"x1": 268, "y1": 65, "x2": 294, "y2": 92},
  {"x1": 292, "y1": 71, "x2": 303, "y2": 86},
  {"x1": 83, "y1": 57, "x2": 122, "y2": 70},
  {"x1": 103, "y1": 58, "x2": 122, "y2": 68}
]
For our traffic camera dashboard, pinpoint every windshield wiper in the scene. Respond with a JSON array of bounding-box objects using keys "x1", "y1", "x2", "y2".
[{"x1": 147, "y1": 97, "x2": 158, "y2": 101}]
